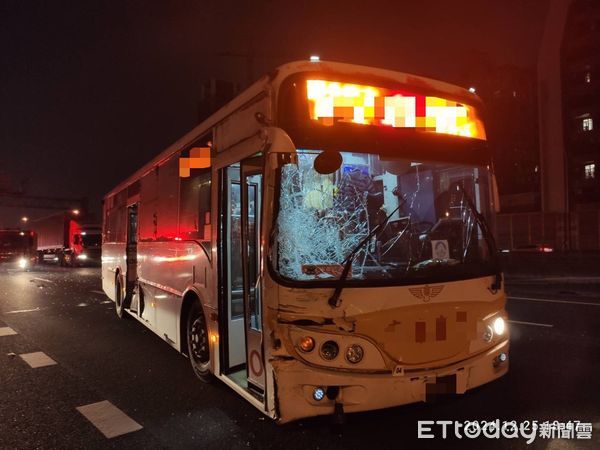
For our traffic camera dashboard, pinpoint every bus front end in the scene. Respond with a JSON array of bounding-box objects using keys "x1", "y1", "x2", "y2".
[{"x1": 266, "y1": 68, "x2": 509, "y2": 423}]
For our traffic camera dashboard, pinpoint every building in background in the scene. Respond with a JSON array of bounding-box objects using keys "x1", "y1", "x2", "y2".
[
  {"x1": 476, "y1": 66, "x2": 541, "y2": 213},
  {"x1": 496, "y1": 0, "x2": 600, "y2": 251},
  {"x1": 562, "y1": 0, "x2": 600, "y2": 213}
]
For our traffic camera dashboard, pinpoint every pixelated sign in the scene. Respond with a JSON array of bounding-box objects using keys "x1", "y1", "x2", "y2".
[
  {"x1": 306, "y1": 79, "x2": 486, "y2": 140},
  {"x1": 179, "y1": 147, "x2": 211, "y2": 177}
]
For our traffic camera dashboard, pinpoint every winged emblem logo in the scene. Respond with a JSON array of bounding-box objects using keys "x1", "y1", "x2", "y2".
[{"x1": 408, "y1": 284, "x2": 444, "y2": 302}]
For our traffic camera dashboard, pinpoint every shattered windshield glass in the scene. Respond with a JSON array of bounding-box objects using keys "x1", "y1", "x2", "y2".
[{"x1": 273, "y1": 149, "x2": 495, "y2": 283}]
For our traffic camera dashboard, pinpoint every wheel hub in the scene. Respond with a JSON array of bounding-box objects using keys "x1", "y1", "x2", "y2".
[{"x1": 190, "y1": 318, "x2": 208, "y2": 363}]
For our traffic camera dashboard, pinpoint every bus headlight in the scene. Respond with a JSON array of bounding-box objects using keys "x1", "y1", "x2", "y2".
[
  {"x1": 18, "y1": 258, "x2": 28, "y2": 269},
  {"x1": 320, "y1": 340, "x2": 339, "y2": 360},
  {"x1": 483, "y1": 325, "x2": 493, "y2": 342},
  {"x1": 493, "y1": 317, "x2": 505, "y2": 335},
  {"x1": 313, "y1": 387, "x2": 325, "y2": 401},
  {"x1": 298, "y1": 336, "x2": 315, "y2": 352},
  {"x1": 77, "y1": 254, "x2": 87, "y2": 260},
  {"x1": 345, "y1": 344, "x2": 364, "y2": 364}
]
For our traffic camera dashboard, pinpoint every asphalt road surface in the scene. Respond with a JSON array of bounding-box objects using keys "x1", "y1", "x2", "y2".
[{"x1": 0, "y1": 265, "x2": 599, "y2": 449}]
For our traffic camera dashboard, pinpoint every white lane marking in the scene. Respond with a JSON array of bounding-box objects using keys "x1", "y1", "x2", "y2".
[
  {"x1": 90, "y1": 290, "x2": 106, "y2": 295},
  {"x1": 32, "y1": 277, "x2": 54, "y2": 283},
  {"x1": 19, "y1": 351, "x2": 57, "y2": 368},
  {"x1": 508, "y1": 319, "x2": 554, "y2": 328},
  {"x1": 76, "y1": 303, "x2": 89, "y2": 307},
  {"x1": 508, "y1": 296, "x2": 600, "y2": 307},
  {"x1": 100, "y1": 300, "x2": 111, "y2": 304},
  {"x1": 76, "y1": 400, "x2": 143, "y2": 438},
  {"x1": 0, "y1": 327, "x2": 18, "y2": 336},
  {"x1": 5, "y1": 307, "x2": 41, "y2": 314}
]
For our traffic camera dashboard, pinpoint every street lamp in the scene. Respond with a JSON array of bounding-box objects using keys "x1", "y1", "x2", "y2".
[
  {"x1": 21, "y1": 216, "x2": 28, "y2": 223},
  {"x1": 72, "y1": 209, "x2": 80, "y2": 215}
]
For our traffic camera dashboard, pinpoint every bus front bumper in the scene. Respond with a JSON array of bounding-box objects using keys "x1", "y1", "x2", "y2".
[{"x1": 273, "y1": 339, "x2": 509, "y2": 423}]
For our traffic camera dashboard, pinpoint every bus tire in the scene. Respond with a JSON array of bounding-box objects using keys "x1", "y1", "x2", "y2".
[
  {"x1": 115, "y1": 276, "x2": 127, "y2": 319},
  {"x1": 187, "y1": 301, "x2": 213, "y2": 383}
]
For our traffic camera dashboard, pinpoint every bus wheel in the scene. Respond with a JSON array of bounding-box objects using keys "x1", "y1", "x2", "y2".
[
  {"x1": 187, "y1": 301, "x2": 213, "y2": 383},
  {"x1": 115, "y1": 277, "x2": 127, "y2": 319}
]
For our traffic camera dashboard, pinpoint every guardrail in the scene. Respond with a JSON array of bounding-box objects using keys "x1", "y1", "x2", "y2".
[{"x1": 496, "y1": 211, "x2": 600, "y2": 251}]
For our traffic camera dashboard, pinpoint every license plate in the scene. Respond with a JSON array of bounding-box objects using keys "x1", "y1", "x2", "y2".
[{"x1": 426, "y1": 374, "x2": 457, "y2": 399}]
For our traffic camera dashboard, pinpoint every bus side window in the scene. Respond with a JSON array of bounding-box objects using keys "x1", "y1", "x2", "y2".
[{"x1": 179, "y1": 169, "x2": 211, "y2": 241}]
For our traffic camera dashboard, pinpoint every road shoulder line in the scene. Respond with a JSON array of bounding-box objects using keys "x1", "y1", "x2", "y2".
[{"x1": 508, "y1": 296, "x2": 600, "y2": 307}]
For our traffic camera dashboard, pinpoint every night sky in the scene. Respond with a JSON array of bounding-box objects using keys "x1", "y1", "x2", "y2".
[{"x1": 0, "y1": 0, "x2": 549, "y2": 227}]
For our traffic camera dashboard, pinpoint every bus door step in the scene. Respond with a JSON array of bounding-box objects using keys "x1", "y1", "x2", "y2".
[{"x1": 247, "y1": 381, "x2": 264, "y2": 402}]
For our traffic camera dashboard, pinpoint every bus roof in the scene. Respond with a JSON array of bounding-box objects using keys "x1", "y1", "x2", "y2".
[{"x1": 105, "y1": 60, "x2": 482, "y2": 199}]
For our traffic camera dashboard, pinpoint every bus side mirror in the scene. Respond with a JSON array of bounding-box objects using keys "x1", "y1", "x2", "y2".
[
  {"x1": 491, "y1": 173, "x2": 501, "y2": 214},
  {"x1": 314, "y1": 151, "x2": 342, "y2": 175}
]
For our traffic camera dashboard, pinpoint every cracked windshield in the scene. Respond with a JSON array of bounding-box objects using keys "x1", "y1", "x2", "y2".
[{"x1": 274, "y1": 149, "x2": 494, "y2": 282}]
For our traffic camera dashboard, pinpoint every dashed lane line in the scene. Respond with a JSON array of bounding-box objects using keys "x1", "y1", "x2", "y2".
[
  {"x1": 19, "y1": 351, "x2": 58, "y2": 368},
  {"x1": 0, "y1": 327, "x2": 18, "y2": 336},
  {"x1": 76, "y1": 400, "x2": 143, "y2": 439},
  {"x1": 31, "y1": 277, "x2": 54, "y2": 283},
  {"x1": 90, "y1": 290, "x2": 105, "y2": 295},
  {"x1": 4, "y1": 307, "x2": 42, "y2": 314},
  {"x1": 508, "y1": 296, "x2": 600, "y2": 307},
  {"x1": 508, "y1": 319, "x2": 554, "y2": 328}
]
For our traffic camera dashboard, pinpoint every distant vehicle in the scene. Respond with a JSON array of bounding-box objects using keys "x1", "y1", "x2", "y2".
[
  {"x1": 32, "y1": 212, "x2": 102, "y2": 266},
  {"x1": 508, "y1": 244, "x2": 554, "y2": 253},
  {"x1": 0, "y1": 229, "x2": 37, "y2": 270},
  {"x1": 103, "y1": 60, "x2": 508, "y2": 423}
]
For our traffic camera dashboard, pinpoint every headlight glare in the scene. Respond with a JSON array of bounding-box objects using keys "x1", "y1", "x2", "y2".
[
  {"x1": 313, "y1": 387, "x2": 325, "y2": 401},
  {"x1": 18, "y1": 258, "x2": 28, "y2": 269},
  {"x1": 493, "y1": 317, "x2": 505, "y2": 335}
]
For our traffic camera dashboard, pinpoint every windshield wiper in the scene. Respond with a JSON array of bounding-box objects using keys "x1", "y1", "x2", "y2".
[
  {"x1": 328, "y1": 204, "x2": 402, "y2": 308},
  {"x1": 457, "y1": 184, "x2": 502, "y2": 292}
]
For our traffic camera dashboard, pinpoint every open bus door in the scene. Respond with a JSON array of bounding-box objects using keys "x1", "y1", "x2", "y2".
[
  {"x1": 241, "y1": 156, "x2": 265, "y2": 394},
  {"x1": 220, "y1": 155, "x2": 265, "y2": 399},
  {"x1": 125, "y1": 203, "x2": 138, "y2": 306}
]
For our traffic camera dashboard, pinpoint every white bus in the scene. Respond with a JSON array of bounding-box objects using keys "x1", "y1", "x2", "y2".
[{"x1": 102, "y1": 60, "x2": 509, "y2": 423}]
